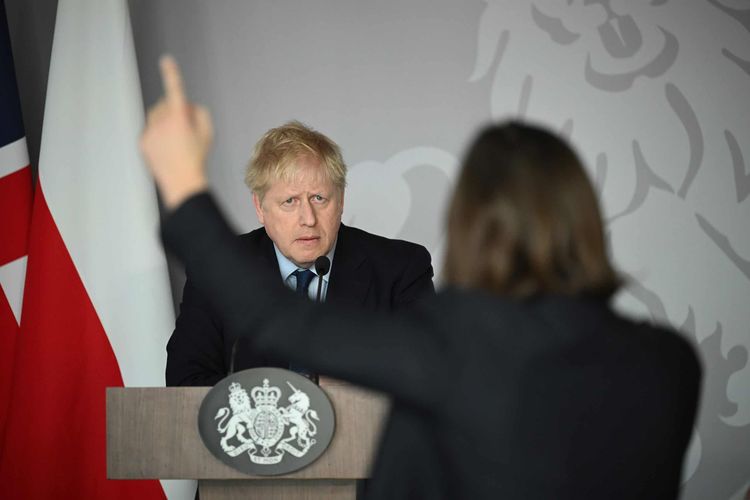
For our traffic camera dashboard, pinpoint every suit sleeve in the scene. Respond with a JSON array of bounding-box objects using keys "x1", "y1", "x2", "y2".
[
  {"x1": 162, "y1": 193, "x2": 445, "y2": 409},
  {"x1": 165, "y1": 276, "x2": 227, "y2": 387}
]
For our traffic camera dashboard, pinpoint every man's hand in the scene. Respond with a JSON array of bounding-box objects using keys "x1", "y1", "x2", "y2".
[{"x1": 140, "y1": 56, "x2": 212, "y2": 209}]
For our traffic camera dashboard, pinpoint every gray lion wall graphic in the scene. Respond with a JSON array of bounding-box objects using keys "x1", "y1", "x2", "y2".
[
  {"x1": 345, "y1": 147, "x2": 458, "y2": 276},
  {"x1": 199, "y1": 368, "x2": 335, "y2": 476},
  {"x1": 469, "y1": 1, "x2": 749, "y2": 498}
]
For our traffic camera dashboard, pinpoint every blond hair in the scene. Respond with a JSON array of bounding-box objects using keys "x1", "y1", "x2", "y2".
[{"x1": 245, "y1": 121, "x2": 346, "y2": 199}]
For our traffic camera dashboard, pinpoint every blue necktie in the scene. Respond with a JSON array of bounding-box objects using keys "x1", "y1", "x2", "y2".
[
  {"x1": 293, "y1": 269, "x2": 315, "y2": 299},
  {"x1": 290, "y1": 269, "x2": 318, "y2": 383}
]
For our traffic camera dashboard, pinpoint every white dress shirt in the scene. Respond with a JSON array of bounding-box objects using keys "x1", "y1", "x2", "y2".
[{"x1": 272, "y1": 241, "x2": 337, "y2": 301}]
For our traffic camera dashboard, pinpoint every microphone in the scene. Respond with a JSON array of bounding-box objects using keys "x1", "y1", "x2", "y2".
[
  {"x1": 314, "y1": 255, "x2": 331, "y2": 303},
  {"x1": 229, "y1": 336, "x2": 239, "y2": 375}
]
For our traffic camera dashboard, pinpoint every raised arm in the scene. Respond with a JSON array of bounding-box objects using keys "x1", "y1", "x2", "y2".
[
  {"x1": 161, "y1": 193, "x2": 444, "y2": 409},
  {"x1": 140, "y1": 56, "x2": 211, "y2": 208}
]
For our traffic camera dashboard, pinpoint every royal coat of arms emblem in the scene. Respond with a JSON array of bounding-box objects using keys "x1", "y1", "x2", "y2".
[
  {"x1": 198, "y1": 367, "x2": 335, "y2": 475},
  {"x1": 215, "y1": 379, "x2": 320, "y2": 464}
]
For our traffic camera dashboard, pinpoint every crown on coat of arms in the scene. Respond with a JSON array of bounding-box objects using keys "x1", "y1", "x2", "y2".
[{"x1": 251, "y1": 378, "x2": 281, "y2": 407}]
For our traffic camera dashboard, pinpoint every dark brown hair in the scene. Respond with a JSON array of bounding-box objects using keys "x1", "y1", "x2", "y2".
[{"x1": 443, "y1": 121, "x2": 620, "y2": 298}]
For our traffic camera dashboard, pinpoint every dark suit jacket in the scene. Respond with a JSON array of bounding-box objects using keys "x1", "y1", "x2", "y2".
[
  {"x1": 166, "y1": 221, "x2": 435, "y2": 386},
  {"x1": 163, "y1": 194, "x2": 702, "y2": 500}
]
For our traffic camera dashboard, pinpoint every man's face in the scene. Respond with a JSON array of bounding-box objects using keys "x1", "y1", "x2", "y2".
[{"x1": 253, "y1": 156, "x2": 344, "y2": 268}]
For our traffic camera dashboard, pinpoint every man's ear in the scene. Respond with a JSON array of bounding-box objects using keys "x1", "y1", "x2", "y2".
[{"x1": 252, "y1": 192, "x2": 265, "y2": 225}]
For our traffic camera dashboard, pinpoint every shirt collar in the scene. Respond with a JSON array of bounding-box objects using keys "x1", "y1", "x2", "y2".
[{"x1": 273, "y1": 238, "x2": 337, "y2": 282}]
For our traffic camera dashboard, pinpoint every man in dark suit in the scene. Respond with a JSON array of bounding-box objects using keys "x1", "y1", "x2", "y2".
[{"x1": 166, "y1": 121, "x2": 435, "y2": 387}]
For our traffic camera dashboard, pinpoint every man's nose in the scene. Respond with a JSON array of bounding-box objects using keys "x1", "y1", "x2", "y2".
[{"x1": 299, "y1": 199, "x2": 316, "y2": 226}]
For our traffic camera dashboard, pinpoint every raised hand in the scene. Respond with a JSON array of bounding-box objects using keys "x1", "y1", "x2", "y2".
[{"x1": 140, "y1": 56, "x2": 213, "y2": 209}]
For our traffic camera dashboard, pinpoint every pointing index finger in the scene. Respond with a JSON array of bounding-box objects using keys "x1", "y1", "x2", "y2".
[{"x1": 160, "y1": 55, "x2": 186, "y2": 106}]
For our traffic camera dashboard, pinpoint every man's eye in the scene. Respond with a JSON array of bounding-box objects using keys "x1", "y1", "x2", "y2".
[
  {"x1": 312, "y1": 195, "x2": 325, "y2": 202},
  {"x1": 282, "y1": 198, "x2": 295, "y2": 205}
]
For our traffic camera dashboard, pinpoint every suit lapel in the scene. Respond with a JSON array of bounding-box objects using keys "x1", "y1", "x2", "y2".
[
  {"x1": 252, "y1": 228, "x2": 288, "y2": 290},
  {"x1": 327, "y1": 225, "x2": 373, "y2": 307}
]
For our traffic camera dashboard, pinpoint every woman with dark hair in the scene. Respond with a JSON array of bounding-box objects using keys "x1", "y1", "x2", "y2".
[
  {"x1": 444, "y1": 123, "x2": 620, "y2": 297},
  {"x1": 143, "y1": 58, "x2": 701, "y2": 499}
]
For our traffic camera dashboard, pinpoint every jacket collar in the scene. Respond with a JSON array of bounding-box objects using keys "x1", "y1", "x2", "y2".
[{"x1": 326, "y1": 224, "x2": 372, "y2": 306}]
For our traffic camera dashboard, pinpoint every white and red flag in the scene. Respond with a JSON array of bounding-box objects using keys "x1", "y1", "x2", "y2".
[
  {"x1": 0, "y1": 0, "x2": 33, "y2": 452},
  {"x1": 0, "y1": 1, "x2": 192, "y2": 498}
]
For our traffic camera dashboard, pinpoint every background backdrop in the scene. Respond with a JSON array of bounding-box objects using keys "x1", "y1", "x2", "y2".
[{"x1": 7, "y1": 1, "x2": 749, "y2": 498}]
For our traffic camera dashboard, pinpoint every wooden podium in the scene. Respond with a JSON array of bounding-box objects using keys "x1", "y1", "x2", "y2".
[{"x1": 107, "y1": 379, "x2": 389, "y2": 500}]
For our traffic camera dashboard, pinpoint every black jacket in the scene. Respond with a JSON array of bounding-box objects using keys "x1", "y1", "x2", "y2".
[
  {"x1": 166, "y1": 221, "x2": 435, "y2": 386},
  {"x1": 163, "y1": 193, "x2": 701, "y2": 500}
]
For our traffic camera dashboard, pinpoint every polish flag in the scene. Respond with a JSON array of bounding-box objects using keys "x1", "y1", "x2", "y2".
[
  {"x1": 0, "y1": 1, "x2": 192, "y2": 498},
  {"x1": 0, "y1": 1, "x2": 32, "y2": 452}
]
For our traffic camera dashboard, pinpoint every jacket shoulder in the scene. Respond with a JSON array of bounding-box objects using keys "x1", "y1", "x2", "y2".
[
  {"x1": 632, "y1": 319, "x2": 702, "y2": 376},
  {"x1": 238, "y1": 226, "x2": 267, "y2": 243},
  {"x1": 341, "y1": 224, "x2": 430, "y2": 258}
]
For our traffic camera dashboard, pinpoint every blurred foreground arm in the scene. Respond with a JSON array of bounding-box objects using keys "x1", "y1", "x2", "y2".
[{"x1": 140, "y1": 56, "x2": 212, "y2": 209}]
